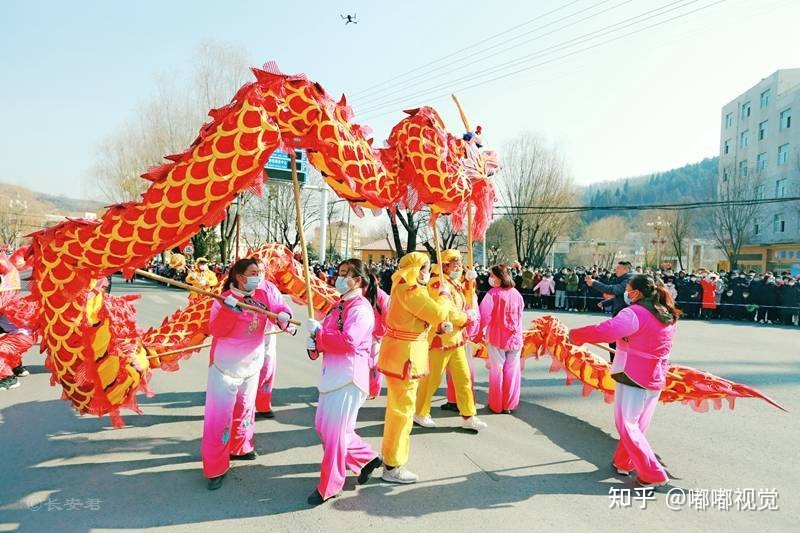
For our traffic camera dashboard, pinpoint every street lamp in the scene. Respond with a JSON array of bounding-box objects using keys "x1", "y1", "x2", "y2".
[{"x1": 646, "y1": 216, "x2": 671, "y2": 268}]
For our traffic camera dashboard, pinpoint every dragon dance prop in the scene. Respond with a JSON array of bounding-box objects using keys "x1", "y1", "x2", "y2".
[
  {"x1": 521, "y1": 315, "x2": 786, "y2": 412},
  {"x1": 1, "y1": 247, "x2": 36, "y2": 376},
  {"x1": 18, "y1": 61, "x2": 498, "y2": 425}
]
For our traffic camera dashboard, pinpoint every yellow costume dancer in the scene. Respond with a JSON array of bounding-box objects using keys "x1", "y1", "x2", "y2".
[
  {"x1": 414, "y1": 249, "x2": 486, "y2": 432},
  {"x1": 185, "y1": 257, "x2": 218, "y2": 302},
  {"x1": 378, "y1": 252, "x2": 454, "y2": 484}
]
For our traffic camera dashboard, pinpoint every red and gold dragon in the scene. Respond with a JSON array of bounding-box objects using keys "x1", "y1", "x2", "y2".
[
  {"x1": 7, "y1": 62, "x2": 498, "y2": 426},
  {"x1": 522, "y1": 316, "x2": 786, "y2": 412}
]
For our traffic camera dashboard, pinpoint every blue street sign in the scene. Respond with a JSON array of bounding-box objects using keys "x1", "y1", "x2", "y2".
[{"x1": 265, "y1": 149, "x2": 307, "y2": 184}]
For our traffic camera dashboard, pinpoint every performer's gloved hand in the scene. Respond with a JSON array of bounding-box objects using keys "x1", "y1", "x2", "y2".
[
  {"x1": 465, "y1": 269, "x2": 478, "y2": 281},
  {"x1": 439, "y1": 321, "x2": 454, "y2": 334},
  {"x1": 466, "y1": 309, "x2": 479, "y2": 322},
  {"x1": 286, "y1": 324, "x2": 298, "y2": 336},
  {"x1": 306, "y1": 337, "x2": 317, "y2": 351},
  {"x1": 277, "y1": 311, "x2": 291, "y2": 325},
  {"x1": 439, "y1": 286, "x2": 451, "y2": 298},
  {"x1": 307, "y1": 318, "x2": 322, "y2": 336},
  {"x1": 223, "y1": 295, "x2": 239, "y2": 308}
]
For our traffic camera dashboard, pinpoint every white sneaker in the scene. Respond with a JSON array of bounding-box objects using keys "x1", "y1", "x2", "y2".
[
  {"x1": 382, "y1": 466, "x2": 418, "y2": 484},
  {"x1": 461, "y1": 416, "x2": 488, "y2": 432},
  {"x1": 413, "y1": 415, "x2": 436, "y2": 428}
]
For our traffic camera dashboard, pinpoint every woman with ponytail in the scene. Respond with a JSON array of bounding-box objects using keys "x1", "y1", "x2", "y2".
[
  {"x1": 366, "y1": 268, "x2": 389, "y2": 399},
  {"x1": 478, "y1": 264, "x2": 525, "y2": 414},
  {"x1": 570, "y1": 274, "x2": 681, "y2": 488},
  {"x1": 304, "y1": 258, "x2": 382, "y2": 504},
  {"x1": 203, "y1": 258, "x2": 292, "y2": 491}
]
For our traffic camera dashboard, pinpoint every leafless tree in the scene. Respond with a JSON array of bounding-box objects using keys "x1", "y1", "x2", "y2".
[
  {"x1": 485, "y1": 217, "x2": 514, "y2": 265},
  {"x1": 566, "y1": 216, "x2": 629, "y2": 269},
  {"x1": 499, "y1": 133, "x2": 576, "y2": 267},
  {"x1": 663, "y1": 210, "x2": 695, "y2": 270},
  {"x1": 711, "y1": 163, "x2": 763, "y2": 269}
]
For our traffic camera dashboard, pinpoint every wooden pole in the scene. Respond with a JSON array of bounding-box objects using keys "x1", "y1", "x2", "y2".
[
  {"x1": 451, "y1": 94, "x2": 472, "y2": 132},
  {"x1": 432, "y1": 217, "x2": 444, "y2": 286},
  {"x1": 290, "y1": 151, "x2": 315, "y2": 319},
  {"x1": 134, "y1": 268, "x2": 301, "y2": 325},
  {"x1": 146, "y1": 329, "x2": 285, "y2": 360},
  {"x1": 147, "y1": 342, "x2": 212, "y2": 359},
  {"x1": 452, "y1": 93, "x2": 476, "y2": 303},
  {"x1": 465, "y1": 206, "x2": 476, "y2": 305}
]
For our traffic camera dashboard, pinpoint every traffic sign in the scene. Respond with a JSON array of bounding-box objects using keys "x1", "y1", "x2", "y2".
[{"x1": 265, "y1": 149, "x2": 307, "y2": 184}]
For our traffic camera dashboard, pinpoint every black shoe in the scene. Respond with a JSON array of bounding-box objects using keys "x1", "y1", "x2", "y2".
[
  {"x1": 256, "y1": 411, "x2": 275, "y2": 419},
  {"x1": 0, "y1": 376, "x2": 20, "y2": 391},
  {"x1": 307, "y1": 489, "x2": 336, "y2": 506},
  {"x1": 207, "y1": 475, "x2": 224, "y2": 490},
  {"x1": 230, "y1": 451, "x2": 257, "y2": 461},
  {"x1": 358, "y1": 456, "x2": 383, "y2": 485},
  {"x1": 502, "y1": 409, "x2": 514, "y2": 414},
  {"x1": 12, "y1": 366, "x2": 30, "y2": 377},
  {"x1": 440, "y1": 402, "x2": 458, "y2": 412}
]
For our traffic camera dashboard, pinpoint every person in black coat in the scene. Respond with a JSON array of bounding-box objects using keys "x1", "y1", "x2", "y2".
[
  {"x1": 584, "y1": 261, "x2": 633, "y2": 317},
  {"x1": 753, "y1": 274, "x2": 778, "y2": 323},
  {"x1": 584, "y1": 261, "x2": 633, "y2": 361},
  {"x1": 779, "y1": 278, "x2": 800, "y2": 325}
]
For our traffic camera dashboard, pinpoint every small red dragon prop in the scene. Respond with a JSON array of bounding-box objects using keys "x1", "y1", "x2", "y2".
[{"x1": 522, "y1": 316, "x2": 786, "y2": 412}]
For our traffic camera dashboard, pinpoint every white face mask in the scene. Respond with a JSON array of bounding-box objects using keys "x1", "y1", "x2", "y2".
[
  {"x1": 449, "y1": 269, "x2": 461, "y2": 280},
  {"x1": 419, "y1": 271, "x2": 431, "y2": 285},
  {"x1": 244, "y1": 275, "x2": 261, "y2": 292},
  {"x1": 489, "y1": 277, "x2": 500, "y2": 287},
  {"x1": 199, "y1": 264, "x2": 208, "y2": 271},
  {"x1": 335, "y1": 276, "x2": 352, "y2": 295}
]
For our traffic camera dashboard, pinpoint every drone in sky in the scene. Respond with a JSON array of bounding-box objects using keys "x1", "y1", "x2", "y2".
[{"x1": 340, "y1": 14, "x2": 357, "y2": 25}]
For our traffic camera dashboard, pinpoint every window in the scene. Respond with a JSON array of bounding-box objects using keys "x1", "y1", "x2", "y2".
[
  {"x1": 780, "y1": 108, "x2": 792, "y2": 130},
  {"x1": 773, "y1": 213, "x2": 785, "y2": 233},
  {"x1": 758, "y1": 120, "x2": 768, "y2": 140},
  {"x1": 741, "y1": 101, "x2": 751, "y2": 119},
  {"x1": 755, "y1": 184, "x2": 765, "y2": 199},
  {"x1": 723, "y1": 139, "x2": 731, "y2": 154},
  {"x1": 754, "y1": 222, "x2": 760, "y2": 235},
  {"x1": 722, "y1": 167, "x2": 729, "y2": 181},
  {"x1": 725, "y1": 112, "x2": 734, "y2": 128},
  {"x1": 757, "y1": 152, "x2": 767, "y2": 170},
  {"x1": 739, "y1": 160, "x2": 748, "y2": 177},
  {"x1": 740, "y1": 130, "x2": 750, "y2": 148},
  {"x1": 776, "y1": 178, "x2": 787, "y2": 198},
  {"x1": 778, "y1": 143, "x2": 789, "y2": 165},
  {"x1": 760, "y1": 89, "x2": 771, "y2": 108}
]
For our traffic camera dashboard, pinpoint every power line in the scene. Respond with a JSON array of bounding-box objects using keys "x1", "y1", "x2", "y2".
[
  {"x1": 356, "y1": 0, "x2": 705, "y2": 115},
  {"x1": 349, "y1": 0, "x2": 585, "y2": 99},
  {"x1": 353, "y1": 0, "x2": 631, "y2": 105},
  {"x1": 495, "y1": 195, "x2": 800, "y2": 214},
  {"x1": 358, "y1": 0, "x2": 726, "y2": 121}
]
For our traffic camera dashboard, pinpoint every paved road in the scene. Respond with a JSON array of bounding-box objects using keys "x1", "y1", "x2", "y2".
[{"x1": 1, "y1": 277, "x2": 797, "y2": 532}]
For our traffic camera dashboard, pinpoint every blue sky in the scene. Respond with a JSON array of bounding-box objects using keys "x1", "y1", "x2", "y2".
[{"x1": 1, "y1": 0, "x2": 798, "y2": 200}]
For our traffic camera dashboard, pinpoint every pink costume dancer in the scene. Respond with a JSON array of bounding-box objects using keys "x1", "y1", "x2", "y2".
[
  {"x1": 368, "y1": 287, "x2": 389, "y2": 398},
  {"x1": 570, "y1": 274, "x2": 679, "y2": 488},
  {"x1": 202, "y1": 259, "x2": 291, "y2": 491},
  {"x1": 306, "y1": 259, "x2": 382, "y2": 505},
  {"x1": 254, "y1": 278, "x2": 293, "y2": 416},
  {"x1": 478, "y1": 265, "x2": 524, "y2": 414}
]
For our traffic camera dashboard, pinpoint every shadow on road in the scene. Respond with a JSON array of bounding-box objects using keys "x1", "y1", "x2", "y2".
[{"x1": 1, "y1": 381, "x2": 636, "y2": 529}]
